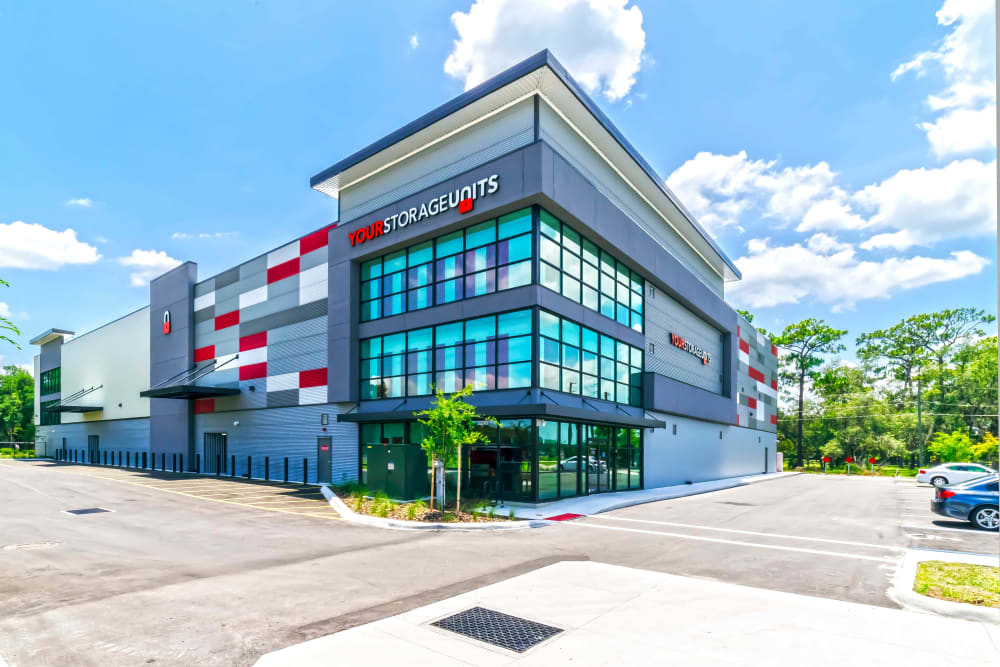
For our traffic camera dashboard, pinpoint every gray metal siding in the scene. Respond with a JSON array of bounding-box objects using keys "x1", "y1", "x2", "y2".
[
  {"x1": 339, "y1": 98, "x2": 535, "y2": 224},
  {"x1": 645, "y1": 284, "x2": 724, "y2": 394},
  {"x1": 44, "y1": 418, "x2": 151, "y2": 458},
  {"x1": 194, "y1": 403, "x2": 357, "y2": 484}
]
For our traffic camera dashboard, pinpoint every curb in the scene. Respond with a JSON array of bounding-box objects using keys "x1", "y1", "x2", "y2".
[
  {"x1": 887, "y1": 549, "x2": 999, "y2": 624},
  {"x1": 319, "y1": 485, "x2": 549, "y2": 531}
]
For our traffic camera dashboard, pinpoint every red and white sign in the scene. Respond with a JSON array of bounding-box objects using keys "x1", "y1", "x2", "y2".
[
  {"x1": 670, "y1": 332, "x2": 711, "y2": 365},
  {"x1": 348, "y1": 174, "x2": 499, "y2": 247},
  {"x1": 822, "y1": 456, "x2": 830, "y2": 463},
  {"x1": 162, "y1": 310, "x2": 171, "y2": 335}
]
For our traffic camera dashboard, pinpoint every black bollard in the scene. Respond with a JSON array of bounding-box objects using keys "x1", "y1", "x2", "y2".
[
  {"x1": 246, "y1": 455, "x2": 251, "y2": 480},
  {"x1": 231, "y1": 454, "x2": 235, "y2": 478},
  {"x1": 284, "y1": 457, "x2": 289, "y2": 483},
  {"x1": 173, "y1": 453, "x2": 177, "y2": 473},
  {"x1": 179, "y1": 453, "x2": 183, "y2": 474},
  {"x1": 216, "y1": 454, "x2": 221, "y2": 477},
  {"x1": 264, "y1": 456, "x2": 269, "y2": 482},
  {"x1": 196, "y1": 453, "x2": 201, "y2": 474},
  {"x1": 303, "y1": 458, "x2": 308, "y2": 485},
  {"x1": 126, "y1": 451, "x2": 130, "y2": 467},
  {"x1": 161, "y1": 452, "x2": 165, "y2": 471}
]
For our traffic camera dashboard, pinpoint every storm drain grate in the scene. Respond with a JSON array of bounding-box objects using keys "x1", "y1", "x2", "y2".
[
  {"x1": 62, "y1": 508, "x2": 112, "y2": 516},
  {"x1": 431, "y1": 607, "x2": 562, "y2": 653}
]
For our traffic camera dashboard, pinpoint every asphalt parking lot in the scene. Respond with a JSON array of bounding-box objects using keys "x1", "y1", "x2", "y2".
[{"x1": 1, "y1": 460, "x2": 996, "y2": 666}]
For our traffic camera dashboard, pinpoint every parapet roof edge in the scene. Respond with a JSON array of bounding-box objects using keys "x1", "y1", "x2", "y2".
[
  {"x1": 308, "y1": 49, "x2": 740, "y2": 280},
  {"x1": 29, "y1": 328, "x2": 74, "y2": 346}
]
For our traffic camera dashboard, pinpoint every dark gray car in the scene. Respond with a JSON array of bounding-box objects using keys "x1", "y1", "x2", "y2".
[{"x1": 930, "y1": 475, "x2": 999, "y2": 530}]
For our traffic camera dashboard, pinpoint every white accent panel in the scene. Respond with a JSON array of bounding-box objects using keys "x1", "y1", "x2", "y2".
[
  {"x1": 299, "y1": 386, "x2": 326, "y2": 405},
  {"x1": 299, "y1": 280, "x2": 328, "y2": 306},
  {"x1": 237, "y1": 347, "x2": 267, "y2": 367},
  {"x1": 299, "y1": 263, "x2": 327, "y2": 287},
  {"x1": 194, "y1": 292, "x2": 215, "y2": 312},
  {"x1": 757, "y1": 381, "x2": 777, "y2": 399},
  {"x1": 267, "y1": 372, "x2": 299, "y2": 393},
  {"x1": 216, "y1": 353, "x2": 238, "y2": 368},
  {"x1": 239, "y1": 285, "x2": 268, "y2": 310},
  {"x1": 738, "y1": 350, "x2": 750, "y2": 366},
  {"x1": 267, "y1": 242, "x2": 299, "y2": 268},
  {"x1": 757, "y1": 332, "x2": 766, "y2": 347}
]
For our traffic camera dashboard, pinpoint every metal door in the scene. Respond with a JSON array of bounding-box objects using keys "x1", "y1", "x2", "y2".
[
  {"x1": 317, "y1": 437, "x2": 332, "y2": 484},
  {"x1": 87, "y1": 435, "x2": 100, "y2": 463},
  {"x1": 204, "y1": 433, "x2": 228, "y2": 473}
]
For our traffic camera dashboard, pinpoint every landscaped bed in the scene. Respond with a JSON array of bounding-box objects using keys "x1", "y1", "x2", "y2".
[
  {"x1": 913, "y1": 560, "x2": 999, "y2": 608},
  {"x1": 332, "y1": 484, "x2": 513, "y2": 523}
]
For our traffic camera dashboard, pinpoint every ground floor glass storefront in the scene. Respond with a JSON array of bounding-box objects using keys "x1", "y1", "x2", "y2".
[{"x1": 358, "y1": 418, "x2": 642, "y2": 503}]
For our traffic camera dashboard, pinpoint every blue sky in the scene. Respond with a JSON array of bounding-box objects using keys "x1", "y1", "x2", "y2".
[{"x1": 1, "y1": 0, "x2": 995, "y2": 371}]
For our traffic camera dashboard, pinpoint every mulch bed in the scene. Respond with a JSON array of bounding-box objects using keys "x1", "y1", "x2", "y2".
[{"x1": 335, "y1": 493, "x2": 509, "y2": 523}]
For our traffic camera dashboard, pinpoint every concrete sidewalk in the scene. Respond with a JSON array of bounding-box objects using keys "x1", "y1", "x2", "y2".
[
  {"x1": 254, "y1": 561, "x2": 999, "y2": 666},
  {"x1": 483, "y1": 471, "x2": 797, "y2": 519}
]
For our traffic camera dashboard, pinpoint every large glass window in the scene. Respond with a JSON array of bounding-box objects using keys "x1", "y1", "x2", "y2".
[
  {"x1": 40, "y1": 367, "x2": 61, "y2": 395},
  {"x1": 538, "y1": 310, "x2": 643, "y2": 407},
  {"x1": 360, "y1": 208, "x2": 532, "y2": 321},
  {"x1": 40, "y1": 399, "x2": 60, "y2": 426},
  {"x1": 539, "y1": 209, "x2": 643, "y2": 332},
  {"x1": 360, "y1": 309, "x2": 533, "y2": 399}
]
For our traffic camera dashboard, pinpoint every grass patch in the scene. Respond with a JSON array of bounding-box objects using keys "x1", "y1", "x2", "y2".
[
  {"x1": 0, "y1": 448, "x2": 34, "y2": 459},
  {"x1": 913, "y1": 561, "x2": 999, "y2": 608}
]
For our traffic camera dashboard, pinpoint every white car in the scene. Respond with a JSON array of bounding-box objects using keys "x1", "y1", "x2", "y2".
[{"x1": 916, "y1": 463, "x2": 996, "y2": 487}]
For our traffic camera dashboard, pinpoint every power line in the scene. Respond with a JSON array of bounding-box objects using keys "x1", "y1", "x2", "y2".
[{"x1": 776, "y1": 412, "x2": 999, "y2": 422}]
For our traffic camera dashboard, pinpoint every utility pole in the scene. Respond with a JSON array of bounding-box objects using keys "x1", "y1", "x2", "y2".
[{"x1": 917, "y1": 377, "x2": 923, "y2": 467}]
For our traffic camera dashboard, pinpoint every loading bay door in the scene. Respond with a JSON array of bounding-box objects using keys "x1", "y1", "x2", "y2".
[
  {"x1": 317, "y1": 437, "x2": 332, "y2": 484},
  {"x1": 204, "y1": 433, "x2": 228, "y2": 474}
]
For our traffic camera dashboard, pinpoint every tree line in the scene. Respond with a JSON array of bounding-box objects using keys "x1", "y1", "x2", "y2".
[{"x1": 742, "y1": 308, "x2": 998, "y2": 470}]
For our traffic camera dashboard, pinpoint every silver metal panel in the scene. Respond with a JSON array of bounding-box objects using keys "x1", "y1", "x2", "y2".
[
  {"x1": 267, "y1": 350, "x2": 325, "y2": 376},
  {"x1": 268, "y1": 316, "x2": 327, "y2": 344},
  {"x1": 239, "y1": 255, "x2": 268, "y2": 280},
  {"x1": 194, "y1": 279, "x2": 215, "y2": 297},
  {"x1": 268, "y1": 333, "x2": 326, "y2": 362},
  {"x1": 240, "y1": 290, "x2": 299, "y2": 324},
  {"x1": 214, "y1": 297, "x2": 239, "y2": 317},
  {"x1": 299, "y1": 246, "x2": 328, "y2": 272},
  {"x1": 266, "y1": 273, "x2": 300, "y2": 299}
]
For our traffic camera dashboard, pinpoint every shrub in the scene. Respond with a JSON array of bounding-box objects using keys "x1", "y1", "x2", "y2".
[
  {"x1": 406, "y1": 503, "x2": 418, "y2": 520},
  {"x1": 508, "y1": 508, "x2": 516, "y2": 521}
]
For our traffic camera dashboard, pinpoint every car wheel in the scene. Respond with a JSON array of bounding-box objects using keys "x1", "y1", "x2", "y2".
[
  {"x1": 930, "y1": 476, "x2": 948, "y2": 487},
  {"x1": 970, "y1": 506, "x2": 1000, "y2": 531}
]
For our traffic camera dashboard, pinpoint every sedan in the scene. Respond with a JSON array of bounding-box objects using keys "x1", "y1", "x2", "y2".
[
  {"x1": 558, "y1": 456, "x2": 607, "y2": 473},
  {"x1": 915, "y1": 463, "x2": 996, "y2": 487},
  {"x1": 931, "y1": 475, "x2": 999, "y2": 530}
]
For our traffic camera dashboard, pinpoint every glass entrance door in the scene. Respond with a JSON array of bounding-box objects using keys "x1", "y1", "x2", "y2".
[{"x1": 583, "y1": 425, "x2": 612, "y2": 494}]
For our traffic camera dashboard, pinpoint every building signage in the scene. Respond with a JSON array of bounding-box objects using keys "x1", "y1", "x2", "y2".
[
  {"x1": 348, "y1": 174, "x2": 499, "y2": 247},
  {"x1": 670, "y1": 332, "x2": 710, "y2": 364},
  {"x1": 162, "y1": 310, "x2": 171, "y2": 335}
]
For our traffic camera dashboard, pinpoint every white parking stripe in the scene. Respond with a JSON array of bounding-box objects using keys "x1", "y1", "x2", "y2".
[
  {"x1": 589, "y1": 516, "x2": 905, "y2": 552},
  {"x1": 900, "y1": 524, "x2": 984, "y2": 534},
  {"x1": 568, "y1": 522, "x2": 899, "y2": 563}
]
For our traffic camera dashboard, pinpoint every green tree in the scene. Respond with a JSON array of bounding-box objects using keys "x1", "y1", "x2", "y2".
[
  {"x1": 414, "y1": 386, "x2": 496, "y2": 512},
  {"x1": 0, "y1": 279, "x2": 20, "y2": 348},
  {"x1": 0, "y1": 365, "x2": 34, "y2": 442},
  {"x1": 736, "y1": 309, "x2": 754, "y2": 324},
  {"x1": 926, "y1": 429, "x2": 976, "y2": 463},
  {"x1": 773, "y1": 319, "x2": 847, "y2": 468}
]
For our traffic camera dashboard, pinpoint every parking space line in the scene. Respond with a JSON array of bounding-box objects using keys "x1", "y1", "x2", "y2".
[
  {"x1": 589, "y1": 516, "x2": 905, "y2": 552},
  {"x1": 900, "y1": 524, "x2": 982, "y2": 534},
  {"x1": 568, "y1": 522, "x2": 899, "y2": 563}
]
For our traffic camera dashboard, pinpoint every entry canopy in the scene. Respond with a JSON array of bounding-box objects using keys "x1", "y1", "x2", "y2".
[
  {"x1": 51, "y1": 385, "x2": 103, "y2": 413},
  {"x1": 139, "y1": 358, "x2": 241, "y2": 400}
]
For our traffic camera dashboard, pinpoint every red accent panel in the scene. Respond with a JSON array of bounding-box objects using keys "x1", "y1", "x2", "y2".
[
  {"x1": 299, "y1": 367, "x2": 328, "y2": 388},
  {"x1": 748, "y1": 366, "x2": 765, "y2": 383},
  {"x1": 544, "y1": 513, "x2": 584, "y2": 521},
  {"x1": 739, "y1": 339, "x2": 750, "y2": 353},
  {"x1": 771, "y1": 379, "x2": 778, "y2": 390},
  {"x1": 193, "y1": 345, "x2": 215, "y2": 363},
  {"x1": 736, "y1": 414, "x2": 740, "y2": 426},
  {"x1": 194, "y1": 398, "x2": 215, "y2": 414},
  {"x1": 770, "y1": 414, "x2": 778, "y2": 425},
  {"x1": 737, "y1": 325, "x2": 740, "y2": 338},
  {"x1": 300, "y1": 226, "x2": 331, "y2": 255},
  {"x1": 771, "y1": 344, "x2": 778, "y2": 356},
  {"x1": 458, "y1": 197, "x2": 474, "y2": 213},
  {"x1": 267, "y1": 257, "x2": 300, "y2": 284},
  {"x1": 239, "y1": 362, "x2": 267, "y2": 381},
  {"x1": 214, "y1": 310, "x2": 240, "y2": 330},
  {"x1": 747, "y1": 397, "x2": 757, "y2": 409},
  {"x1": 239, "y1": 331, "x2": 267, "y2": 351}
]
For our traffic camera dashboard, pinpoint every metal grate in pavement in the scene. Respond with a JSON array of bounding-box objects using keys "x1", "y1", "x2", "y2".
[
  {"x1": 62, "y1": 508, "x2": 112, "y2": 515},
  {"x1": 431, "y1": 607, "x2": 562, "y2": 653}
]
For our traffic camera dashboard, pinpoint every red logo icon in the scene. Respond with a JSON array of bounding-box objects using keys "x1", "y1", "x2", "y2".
[
  {"x1": 162, "y1": 310, "x2": 171, "y2": 335},
  {"x1": 458, "y1": 197, "x2": 474, "y2": 214}
]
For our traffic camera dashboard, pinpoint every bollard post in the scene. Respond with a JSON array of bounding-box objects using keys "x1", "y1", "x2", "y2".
[
  {"x1": 102, "y1": 451, "x2": 106, "y2": 466},
  {"x1": 173, "y1": 453, "x2": 177, "y2": 473},
  {"x1": 179, "y1": 453, "x2": 184, "y2": 474},
  {"x1": 126, "y1": 451, "x2": 130, "y2": 467},
  {"x1": 231, "y1": 454, "x2": 236, "y2": 478},
  {"x1": 264, "y1": 456, "x2": 269, "y2": 482},
  {"x1": 246, "y1": 455, "x2": 251, "y2": 480},
  {"x1": 196, "y1": 453, "x2": 201, "y2": 474},
  {"x1": 161, "y1": 452, "x2": 165, "y2": 471},
  {"x1": 216, "y1": 454, "x2": 221, "y2": 477},
  {"x1": 284, "y1": 457, "x2": 289, "y2": 483},
  {"x1": 303, "y1": 458, "x2": 308, "y2": 485}
]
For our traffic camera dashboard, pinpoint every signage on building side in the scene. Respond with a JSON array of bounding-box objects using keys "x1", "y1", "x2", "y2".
[
  {"x1": 670, "y1": 332, "x2": 710, "y2": 364},
  {"x1": 162, "y1": 310, "x2": 171, "y2": 335},
  {"x1": 348, "y1": 174, "x2": 499, "y2": 247}
]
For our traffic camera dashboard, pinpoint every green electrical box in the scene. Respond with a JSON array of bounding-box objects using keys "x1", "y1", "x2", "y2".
[{"x1": 366, "y1": 444, "x2": 428, "y2": 500}]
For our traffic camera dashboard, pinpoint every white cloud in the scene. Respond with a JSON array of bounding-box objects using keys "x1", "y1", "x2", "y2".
[
  {"x1": 728, "y1": 237, "x2": 988, "y2": 312},
  {"x1": 444, "y1": 0, "x2": 645, "y2": 101},
  {"x1": 855, "y1": 158, "x2": 996, "y2": 249},
  {"x1": 65, "y1": 198, "x2": 94, "y2": 207},
  {"x1": 409, "y1": 34, "x2": 419, "y2": 50},
  {"x1": 0, "y1": 302, "x2": 10, "y2": 318},
  {"x1": 171, "y1": 231, "x2": 237, "y2": 240},
  {"x1": 893, "y1": 0, "x2": 996, "y2": 157},
  {"x1": 0, "y1": 221, "x2": 101, "y2": 269},
  {"x1": 119, "y1": 249, "x2": 181, "y2": 287}
]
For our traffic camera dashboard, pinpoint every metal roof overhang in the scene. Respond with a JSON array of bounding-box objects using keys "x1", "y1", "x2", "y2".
[
  {"x1": 310, "y1": 49, "x2": 740, "y2": 282},
  {"x1": 51, "y1": 404, "x2": 102, "y2": 413},
  {"x1": 338, "y1": 403, "x2": 665, "y2": 429},
  {"x1": 29, "y1": 328, "x2": 74, "y2": 345},
  {"x1": 139, "y1": 386, "x2": 241, "y2": 400}
]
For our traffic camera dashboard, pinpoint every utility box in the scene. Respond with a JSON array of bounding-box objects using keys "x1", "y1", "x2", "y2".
[{"x1": 366, "y1": 444, "x2": 428, "y2": 500}]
